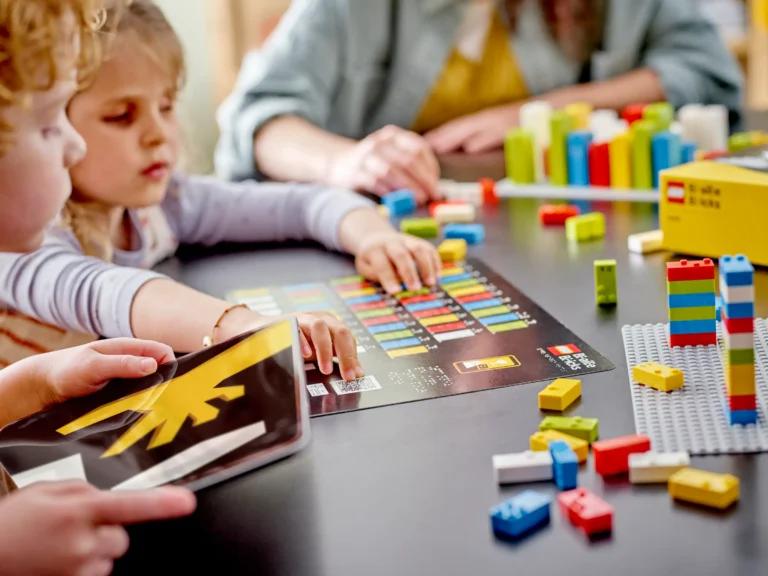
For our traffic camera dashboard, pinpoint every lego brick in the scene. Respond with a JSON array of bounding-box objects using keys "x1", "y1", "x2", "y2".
[
  {"x1": 429, "y1": 200, "x2": 468, "y2": 217},
  {"x1": 724, "y1": 367, "x2": 756, "y2": 397},
  {"x1": 726, "y1": 348, "x2": 755, "y2": 366},
  {"x1": 538, "y1": 204, "x2": 580, "y2": 226},
  {"x1": 668, "y1": 468, "x2": 739, "y2": 509},
  {"x1": 669, "y1": 319, "x2": 716, "y2": 335},
  {"x1": 504, "y1": 129, "x2": 535, "y2": 184},
  {"x1": 529, "y1": 430, "x2": 588, "y2": 463},
  {"x1": 722, "y1": 314, "x2": 754, "y2": 335},
  {"x1": 479, "y1": 178, "x2": 499, "y2": 206},
  {"x1": 609, "y1": 130, "x2": 631, "y2": 188},
  {"x1": 382, "y1": 189, "x2": 416, "y2": 217},
  {"x1": 631, "y1": 120, "x2": 657, "y2": 190},
  {"x1": 588, "y1": 142, "x2": 610, "y2": 186},
  {"x1": 622, "y1": 103, "x2": 647, "y2": 125},
  {"x1": 439, "y1": 180, "x2": 482, "y2": 205},
  {"x1": 538, "y1": 378, "x2": 581, "y2": 411},
  {"x1": 567, "y1": 131, "x2": 592, "y2": 186},
  {"x1": 631, "y1": 361, "x2": 684, "y2": 392},
  {"x1": 728, "y1": 132, "x2": 753, "y2": 153},
  {"x1": 564, "y1": 102, "x2": 592, "y2": 129},
  {"x1": 716, "y1": 296, "x2": 722, "y2": 321},
  {"x1": 400, "y1": 218, "x2": 438, "y2": 238},
  {"x1": 666, "y1": 259, "x2": 715, "y2": 282},
  {"x1": 728, "y1": 394, "x2": 757, "y2": 411},
  {"x1": 565, "y1": 212, "x2": 605, "y2": 242},
  {"x1": 592, "y1": 434, "x2": 651, "y2": 476},
  {"x1": 668, "y1": 292, "x2": 716, "y2": 309},
  {"x1": 489, "y1": 491, "x2": 551, "y2": 539},
  {"x1": 668, "y1": 333, "x2": 718, "y2": 347},
  {"x1": 668, "y1": 306, "x2": 716, "y2": 322},
  {"x1": 726, "y1": 409, "x2": 758, "y2": 425},
  {"x1": 437, "y1": 239, "x2": 467, "y2": 263},
  {"x1": 594, "y1": 259, "x2": 617, "y2": 307},
  {"x1": 557, "y1": 488, "x2": 614, "y2": 537},
  {"x1": 443, "y1": 223, "x2": 485, "y2": 245},
  {"x1": 519, "y1": 101, "x2": 552, "y2": 183},
  {"x1": 719, "y1": 254, "x2": 754, "y2": 287},
  {"x1": 549, "y1": 441, "x2": 578, "y2": 490},
  {"x1": 493, "y1": 451, "x2": 553, "y2": 484},
  {"x1": 723, "y1": 330, "x2": 754, "y2": 349},
  {"x1": 549, "y1": 111, "x2": 573, "y2": 186},
  {"x1": 651, "y1": 131, "x2": 681, "y2": 189},
  {"x1": 539, "y1": 416, "x2": 599, "y2": 443},
  {"x1": 666, "y1": 279, "x2": 715, "y2": 295},
  {"x1": 644, "y1": 102, "x2": 674, "y2": 130},
  {"x1": 722, "y1": 302, "x2": 754, "y2": 320},
  {"x1": 719, "y1": 282, "x2": 754, "y2": 304},
  {"x1": 434, "y1": 203, "x2": 476, "y2": 224},
  {"x1": 628, "y1": 451, "x2": 690, "y2": 483},
  {"x1": 681, "y1": 141, "x2": 697, "y2": 163},
  {"x1": 627, "y1": 229, "x2": 663, "y2": 254}
]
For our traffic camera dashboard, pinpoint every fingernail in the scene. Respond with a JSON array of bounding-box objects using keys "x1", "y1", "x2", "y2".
[
  {"x1": 140, "y1": 358, "x2": 156, "y2": 374},
  {"x1": 322, "y1": 362, "x2": 332, "y2": 374},
  {"x1": 344, "y1": 369, "x2": 357, "y2": 381},
  {"x1": 355, "y1": 366, "x2": 365, "y2": 378},
  {"x1": 303, "y1": 345, "x2": 312, "y2": 357}
]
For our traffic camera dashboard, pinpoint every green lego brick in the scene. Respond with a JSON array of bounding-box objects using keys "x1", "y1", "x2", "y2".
[
  {"x1": 504, "y1": 128, "x2": 535, "y2": 184},
  {"x1": 396, "y1": 288, "x2": 432, "y2": 299},
  {"x1": 728, "y1": 132, "x2": 753, "y2": 153},
  {"x1": 594, "y1": 259, "x2": 617, "y2": 306},
  {"x1": 666, "y1": 279, "x2": 716, "y2": 295},
  {"x1": 566, "y1": 212, "x2": 605, "y2": 242},
  {"x1": 643, "y1": 102, "x2": 674, "y2": 131},
  {"x1": 631, "y1": 120, "x2": 657, "y2": 189},
  {"x1": 549, "y1": 111, "x2": 574, "y2": 186},
  {"x1": 726, "y1": 348, "x2": 755, "y2": 366},
  {"x1": 440, "y1": 278, "x2": 479, "y2": 290},
  {"x1": 374, "y1": 329, "x2": 414, "y2": 342},
  {"x1": 668, "y1": 306, "x2": 716, "y2": 321},
  {"x1": 539, "y1": 416, "x2": 599, "y2": 444},
  {"x1": 400, "y1": 218, "x2": 438, "y2": 238},
  {"x1": 472, "y1": 305, "x2": 511, "y2": 318},
  {"x1": 356, "y1": 307, "x2": 395, "y2": 319}
]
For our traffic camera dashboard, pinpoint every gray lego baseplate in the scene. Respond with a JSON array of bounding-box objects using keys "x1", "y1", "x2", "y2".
[{"x1": 622, "y1": 319, "x2": 768, "y2": 454}]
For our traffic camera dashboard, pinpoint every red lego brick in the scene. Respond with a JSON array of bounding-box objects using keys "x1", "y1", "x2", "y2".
[
  {"x1": 538, "y1": 204, "x2": 580, "y2": 226},
  {"x1": 557, "y1": 489, "x2": 614, "y2": 537},
  {"x1": 429, "y1": 201, "x2": 468, "y2": 217},
  {"x1": 621, "y1": 103, "x2": 647, "y2": 125},
  {"x1": 669, "y1": 333, "x2": 718, "y2": 347},
  {"x1": 588, "y1": 142, "x2": 610, "y2": 187},
  {"x1": 411, "y1": 306, "x2": 452, "y2": 319},
  {"x1": 702, "y1": 150, "x2": 727, "y2": 160},
  {"x1": 349, "y1": 300, "x2": 389, "y2": 312},
  {"x1": 592, "y1": 434, "x2": 651, "y2": 476},
  {"x1": 362, "y1": 315, "x2": 400, "y2": 326},
  {"x1": 729, "y1": 394, "x2": 757, "y2": 411},
  {"x1": 399, "y1": 294, "x2": 436, "y2": 306},
  {"x1": 427, "y1": 321, "x2": 467, "y2": 334},
  {"x1": 479, "y1": 178, "x2": 499, "y2": 206},
  {"x1": 666, "y1": 259, "x2": 715, "y2": 282},
  {"x1": 722, "y1": 312, "x2": 754, "y2": 335}
]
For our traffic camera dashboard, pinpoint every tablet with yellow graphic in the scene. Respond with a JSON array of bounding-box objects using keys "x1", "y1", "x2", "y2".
[{"x1": 0, "y1": 318, "x2": 309, "y2": 492}]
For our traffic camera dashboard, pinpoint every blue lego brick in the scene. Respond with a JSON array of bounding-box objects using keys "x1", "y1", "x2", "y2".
[
  {"x1": 367, "y1": 322, "x2": 408, "y2": 334},
  {"x1": 669, "y1": 319, "x2": 717, "y2": 335},
  {"x1": 489, "y1": 491, "x2": 551, "y2": 539},
  {"x1": 438, "y1": 273, "x2": 473, "y2": 285},
  {"x1": 681, "y1": 141, "x2": 697, "y2": 164},
  {"x1": 479, "y1": 312, "x2": 521, "y2": 326},
  {"x1": 382, "y1": 189, "x2": 417, "y2": 217},
  {"x1": 652, "y1": 132, "x2": 682, "y2": 189},
  {"x1": 719, "y1": 255, "x2": 754, "y2": 287},
  {"x1": 726, "y1": 408, "x2": 758, "y2": 426},
  {"x1": 716, "y1": 296, "x2": 722, "y2": 322},
  {"x1": 444, "y1": 224, "x2": 485, "y2": 245},
  {"x1": 723, "y1": 302, "x2": 754, "y2": 320},
  {"x1": 566, "y1": 131, "x2": 592, "y2": 186},
  {"x1": 344, "y1": 294, "x2": 383, "y2": 306},
  {"x1": 380, "y1": 337, "x2": 422, "y2": 351},
  {"x1": 404, "y1": 300, "x2": 446, "y2": 313},
  {"x1": 462, "y1": 298, "x2": 503, "y2": 311},
  {"x1": 668, "y1": 292, "x2": 716, "y2": 309},
  {"x1": 549, "y1": 441, "x2": 578, "y2": 491}
]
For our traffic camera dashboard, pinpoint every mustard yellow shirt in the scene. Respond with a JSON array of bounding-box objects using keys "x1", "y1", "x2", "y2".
[{"x1": 412, "y1": 10, "x2": 529, "y2": 134}]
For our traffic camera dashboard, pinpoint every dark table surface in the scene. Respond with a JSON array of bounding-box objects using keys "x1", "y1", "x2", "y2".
[{"x1": 116, "y1": 157, "x2": 768, "y2": 576}]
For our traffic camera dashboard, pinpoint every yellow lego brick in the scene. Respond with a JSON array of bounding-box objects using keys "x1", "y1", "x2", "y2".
[
  {"x1": 538, "y1": 378, "x2": 581, "y2": 411},
  {"x1": 529, "y1": 430, "x2": 588, "y2": 463},
  {"x1": 609, "y1": 131, "x2": 631, "y2": 188},
  {"x1": 668, "y1": 468, "x2": 739, "y2": 509},
  {"x1": 725, "y1": 366, "x2": 756, "y2": 396},
  {"x1": 564, "y1": 102, "x2": 592, "y2": 130},
  {"x1": 420, "y1": 313, "x2": 460, "y2": 327},
  {"x1": 631, "y1": 362, "x2": 684, "y2": 392},
  {"x1": 437, "y1": 240, "x2": 467, "y2": 264}
]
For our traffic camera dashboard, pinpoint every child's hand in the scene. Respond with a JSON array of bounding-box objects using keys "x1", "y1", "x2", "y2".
[
  {"x1": 0, "y1": 481, "x2": 195, "y2": 576},
  {"x1": 327, "y1": 125, "x2": 441, "y2": 204},
  {"x1": 424, "y1": 103, "x2": 520, "y2": 154},
  {"x1": 355, "y1": 232, "x2": 441, "y2": 295}
]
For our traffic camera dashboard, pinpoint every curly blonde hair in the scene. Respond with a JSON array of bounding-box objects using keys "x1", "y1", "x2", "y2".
[{"x1": 0, "y1": 0, "x2": 108, "y2": 153}]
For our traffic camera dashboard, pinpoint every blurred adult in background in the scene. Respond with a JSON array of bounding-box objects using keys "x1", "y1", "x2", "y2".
[{"x1": 216, "y1": 0, "x2": 742, "y2": 202}]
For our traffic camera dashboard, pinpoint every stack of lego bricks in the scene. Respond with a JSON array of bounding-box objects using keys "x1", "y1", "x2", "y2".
[
  {"x1": 666, "y1": 259, "x2": 716, "y2": 347},
  {"x1": 719, "y1": 255, "x2": 757, "y2": 425}
]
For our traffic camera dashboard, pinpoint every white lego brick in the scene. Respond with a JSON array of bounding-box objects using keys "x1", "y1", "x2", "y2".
[
  {"x1": 723, "y1": 330, "x2": 754, "y2": 349},
  {"x1": 677, "y1": 104, "x2": 704, "y2": 147},
  {"x1": 628, "y1": 229, "x2": 663, "y2": 254},
  {"x1": 439, "y1": 181, "x2": 482, "y2": 205},
  {"x1": 699, "y1": 104, "x2": 728, "y2": 152},
  {"x1": 493, "y1": 451, "x2": 554, "y2": 484},
  {"x1": 719, "y1": 281, "x2": 754, "y2": 304},
  {"x1": 520, "y1": 101, "x2": 553, "y2": 183},
  {"x1": 434, "y1": 203, "x2": 476, "y2": 224},
  {"x1": 628, "y1": 451, "x2": 690, "y2": 484}
]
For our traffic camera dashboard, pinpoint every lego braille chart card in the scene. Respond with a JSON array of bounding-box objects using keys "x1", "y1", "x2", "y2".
[
  {"x1": 0, "y1": 319, "x2": 310, "y2": 491},
  {"x1": 228, "y1": 259, "x2": 614, "y2": 417}
]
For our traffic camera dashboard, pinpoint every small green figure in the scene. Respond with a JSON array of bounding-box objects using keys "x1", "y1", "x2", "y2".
[{"x1": 594, "y1": 259, "x2": 617, "y2": 306}]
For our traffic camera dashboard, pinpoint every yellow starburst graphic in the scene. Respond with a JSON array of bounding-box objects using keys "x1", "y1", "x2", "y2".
[{"x1": 57, "y1": 320, "x2": 293, "y2": 458}]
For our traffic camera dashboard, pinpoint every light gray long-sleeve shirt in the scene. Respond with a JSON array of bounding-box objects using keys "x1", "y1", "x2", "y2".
[{"x1": 0, "y1": 174, "x2": 375, "y2": 341}]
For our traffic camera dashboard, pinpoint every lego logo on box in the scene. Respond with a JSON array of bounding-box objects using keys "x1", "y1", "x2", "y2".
[
  {"x1": 666, "y1": 181, "x2": 685, "y2": 204},
  {"x1": 548, "y1": 344, "x2": 581, "y2": 356}
]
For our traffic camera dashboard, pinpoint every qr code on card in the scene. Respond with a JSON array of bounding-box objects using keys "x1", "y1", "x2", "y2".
[
  {"x1": 330, "y1": 375, "x2": 382, "y2": 395},
  {"x1": 306, "y1": 383, "x2": 329, "y2": 397}
]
